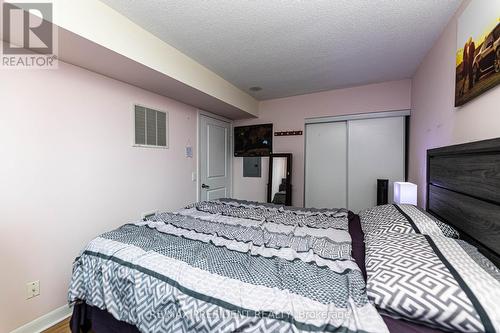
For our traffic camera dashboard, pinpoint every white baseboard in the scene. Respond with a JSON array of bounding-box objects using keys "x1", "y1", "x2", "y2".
[{"x1": 10, "y1": 304, "x2": 73, "y2": 333}]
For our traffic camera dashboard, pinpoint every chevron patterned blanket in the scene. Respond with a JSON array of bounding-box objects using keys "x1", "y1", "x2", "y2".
[{"x1": 68, "y1": 199, "x2": 389, "y2": 333}]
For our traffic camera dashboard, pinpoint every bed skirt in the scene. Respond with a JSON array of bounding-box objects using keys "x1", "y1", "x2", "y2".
[{"x1": 70, "y1": 302, "x2": 140, "y2": 333}]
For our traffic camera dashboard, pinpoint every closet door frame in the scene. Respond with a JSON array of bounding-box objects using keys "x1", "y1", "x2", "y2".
[{"x1": 303, "y1": 109, "x2": 410, "y2": 208}]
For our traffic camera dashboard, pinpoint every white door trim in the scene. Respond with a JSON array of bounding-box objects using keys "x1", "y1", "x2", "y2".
[
  {"x1": 198, "y1": 109, "x2": 233, "y2": 123},
  {"x1": 305, "y1": 109, "x2": 411, "y2": 124},
  {"x1": 197, "y1": 110, "x2": 233, "y2": 202}
]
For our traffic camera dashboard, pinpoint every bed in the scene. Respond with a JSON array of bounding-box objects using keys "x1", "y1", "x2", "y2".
[{"x1": 69, "y1": 138, "x2": 500, "y2": 333}]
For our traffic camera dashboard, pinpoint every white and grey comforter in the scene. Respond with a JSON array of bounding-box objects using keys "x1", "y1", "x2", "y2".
[
  {"x1": 361, "y1": 204, "x2": 500, "y2": 332},
  {"x1": 365, "y1": 232, "x2": 500, "y2": 332},
  {"x1": 68, "y1": 199, "x2": 388, "y2": 333}
]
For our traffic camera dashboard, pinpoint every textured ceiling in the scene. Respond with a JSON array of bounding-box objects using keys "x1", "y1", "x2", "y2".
[{"x1": 100, "y1": 0, "x2": 462, "y2": 100}]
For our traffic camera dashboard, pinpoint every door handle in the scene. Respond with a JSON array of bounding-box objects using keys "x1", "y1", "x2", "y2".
[{"x1": 201, "y1": 183, "x2": 210, "y2": 189}]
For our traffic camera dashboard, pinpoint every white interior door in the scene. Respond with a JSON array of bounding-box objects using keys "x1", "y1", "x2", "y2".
[
  {"x1": 199, "y1": 114, "x2": 231, "y2": 201},
  {"x1": 305, "y1": 122, "x2": 347, "y2": 209},
  {"x1": 347, "y1": 116, "x2": 405, "y2": 213}
]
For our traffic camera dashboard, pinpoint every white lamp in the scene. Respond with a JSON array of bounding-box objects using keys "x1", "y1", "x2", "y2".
[{"x1": 394, "y1": 182, "x2": 417, "y2": 205}]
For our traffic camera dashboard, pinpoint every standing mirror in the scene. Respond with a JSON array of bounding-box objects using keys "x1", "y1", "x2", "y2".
[{"x1": 267, "y1": 153, "x2": 292, "y2": 206}]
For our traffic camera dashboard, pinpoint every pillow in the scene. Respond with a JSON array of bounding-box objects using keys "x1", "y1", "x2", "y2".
[
  {"x1": 359, "y1": 204, "x2": 459, "y2": 238},
  {"x1": 365, "y1": 232, "x2": 500, "y2": 332}
]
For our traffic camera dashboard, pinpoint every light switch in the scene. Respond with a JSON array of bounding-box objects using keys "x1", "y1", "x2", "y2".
[{"x1": 186, "y1": 146, "x2": 193, "y2": 158}]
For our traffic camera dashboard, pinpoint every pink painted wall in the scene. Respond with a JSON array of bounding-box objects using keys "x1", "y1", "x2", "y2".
[
  {"x1": 409, "y1": 0, "x2": 500, "y2": 207},
  {"x1": 233, "y1": 80, "x2": 412, "y2": 206},
  {"x1": 0, "y1": 60, "x2": 198, "y2": 332}
]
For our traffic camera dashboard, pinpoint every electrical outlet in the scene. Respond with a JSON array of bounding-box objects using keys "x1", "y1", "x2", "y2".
[{"x1": 26, "y1": 280, "x2": 40, "y2": 299}]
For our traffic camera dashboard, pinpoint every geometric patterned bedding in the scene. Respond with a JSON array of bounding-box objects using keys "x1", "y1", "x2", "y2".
[
  {"x1": 361, "y1": 204, "x2": 500, "y2": 332},
  {"x1": 359, "y1": 204, "x2": 460, "y2": 238},
  {"x1": 68, "y1": 199, "x2": 389, "y2": 333},
  {"x1": 188, "y1": 198, "x2": 350, "y2": 229},
  {"x1": 365, "y1": 232, "x2": 500, "y2": 333}
]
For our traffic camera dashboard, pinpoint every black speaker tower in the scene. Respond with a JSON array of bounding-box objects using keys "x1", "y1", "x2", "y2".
[{"x1": 377, "y1": 179, "x2": 389, "y2": 205}]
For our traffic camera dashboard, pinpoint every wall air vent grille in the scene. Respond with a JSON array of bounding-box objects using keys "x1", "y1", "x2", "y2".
[{"x1": 134, "y1": 105, "x2": 168, "y2": 148}]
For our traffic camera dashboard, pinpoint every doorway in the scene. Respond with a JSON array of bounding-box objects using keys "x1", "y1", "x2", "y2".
[
  {"x1": 198, "y1": 113, "x2": 232, "y2": 201},
  {"x1": 304, "y1": 110, "x2": 409, "y2": 212}
]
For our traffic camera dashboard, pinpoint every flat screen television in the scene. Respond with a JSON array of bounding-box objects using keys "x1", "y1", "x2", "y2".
[{"x1": 234, "y1": 124, "x2": 273, "y2": 157}]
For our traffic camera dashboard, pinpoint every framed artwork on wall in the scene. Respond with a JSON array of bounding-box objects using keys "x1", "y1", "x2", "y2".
[{"x1": 455, "y1": 1, "x2": 500, "y2": 107}]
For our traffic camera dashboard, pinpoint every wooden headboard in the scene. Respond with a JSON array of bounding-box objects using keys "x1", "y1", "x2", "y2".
[{"x1": 427, "y1": 138, "x2": 500, "y2": 267}]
